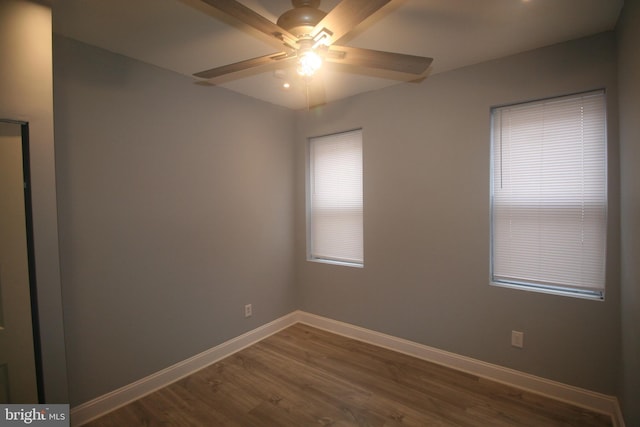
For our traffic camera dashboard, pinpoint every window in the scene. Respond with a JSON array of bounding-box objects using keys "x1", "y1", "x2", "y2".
[
  {"x1": 490, "y1": 91, "x2": 607, "y2": 299},
  {"x1": 308, "y1": 129, "x2": 363, "y2": 267}
]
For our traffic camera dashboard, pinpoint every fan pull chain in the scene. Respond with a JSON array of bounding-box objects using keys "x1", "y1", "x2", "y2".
[{"x1": 305, "y1": 77, "x2": 311, "y2": 111}]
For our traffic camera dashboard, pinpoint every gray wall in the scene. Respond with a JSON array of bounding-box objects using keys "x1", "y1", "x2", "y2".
[
  {"x1": 295, "y1": 32, "x2": 621, "y2": 395},
  {"x1": 617, "y1": 1, "x2": 640, "y2": 425},
  {"x1": 0, "y1": 0, "x2": 68, "y2": 403},
  {"x1": 53, "y1": 36, "x2": 296, "y2": 406},
  {"x1": 53, "y1": 20, "x2": 632, "y2": 414}
]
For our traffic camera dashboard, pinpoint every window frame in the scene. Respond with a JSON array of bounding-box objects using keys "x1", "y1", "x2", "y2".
[
  {"x1": 489, "y1": 90, "x2": 608, "y2": 300},
  {"x1": 306, "y1": 128, "x2": 364, "y2": 268}
]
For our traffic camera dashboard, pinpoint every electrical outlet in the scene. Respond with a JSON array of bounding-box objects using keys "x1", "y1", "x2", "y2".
[
  {"x1": 511, "y1": 330, "x2": 524, "y2": 348},
  {"x1": 244, "y1": 304, "x2": 252, "y2": 318}
]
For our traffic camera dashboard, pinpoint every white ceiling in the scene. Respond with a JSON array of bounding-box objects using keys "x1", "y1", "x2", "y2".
[{"x1": 53, "y1": 0, "x2": 623, "y2": 110}]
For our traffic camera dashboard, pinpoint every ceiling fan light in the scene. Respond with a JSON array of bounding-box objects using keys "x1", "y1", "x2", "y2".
[{"x1": 297, "y1": 50, "x2": 322, "y2": 76}]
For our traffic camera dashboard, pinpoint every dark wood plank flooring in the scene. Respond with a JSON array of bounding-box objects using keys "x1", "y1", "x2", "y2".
[{"x1": 84, "y1": 323, "x2": 612, "y2": 426}]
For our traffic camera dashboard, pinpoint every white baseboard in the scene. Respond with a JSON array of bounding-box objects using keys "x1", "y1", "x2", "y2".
[
  {"x1": 70, "y1": 312, "x2": 299, "y2": 426},
  {"x1": 296, "y1": 311, "x2": 624, "y2": 427},
  {"x1": 71, "y1": 310, "x2": 624, "y2": 427}
]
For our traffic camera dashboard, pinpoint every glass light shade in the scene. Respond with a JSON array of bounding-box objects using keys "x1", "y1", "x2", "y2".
[{"x1": 297, "y1": 50, "x2": 322, "y2": 76}]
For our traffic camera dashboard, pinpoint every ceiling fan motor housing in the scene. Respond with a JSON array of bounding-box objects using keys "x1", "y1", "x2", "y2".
[{"x1": 277, "y1": 0, "x2": 327, "y2": 38}]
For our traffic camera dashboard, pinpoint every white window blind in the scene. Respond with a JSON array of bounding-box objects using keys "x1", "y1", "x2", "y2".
[
  {"x1": 491, "y1": 91, "x2": 607, "y2": 298},
  {"x1": 308, "y1": 129, "x2": 363, "y2": 266}
]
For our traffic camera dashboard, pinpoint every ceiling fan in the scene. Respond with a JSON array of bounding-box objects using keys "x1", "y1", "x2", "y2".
[{"x1": 193, "y1": 0, "x2": 433, "y2": 107}]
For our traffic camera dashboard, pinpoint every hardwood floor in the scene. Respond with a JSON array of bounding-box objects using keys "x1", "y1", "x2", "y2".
[{"x1": 85, "y1": 324, "x2": 612, "y2": 426}]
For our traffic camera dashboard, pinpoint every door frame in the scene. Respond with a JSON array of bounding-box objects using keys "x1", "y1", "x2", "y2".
[{"x1": 1, "y1": 118, "x2": 44, "y2": 403}]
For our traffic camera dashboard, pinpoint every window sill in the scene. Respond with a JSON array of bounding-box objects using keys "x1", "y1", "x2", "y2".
[
  {"x1": 490, "y1": 280, "x2": 604, "y2": 301},
  {"x1": 308, "y1": 257, "x2": 364, "y2": 268}
]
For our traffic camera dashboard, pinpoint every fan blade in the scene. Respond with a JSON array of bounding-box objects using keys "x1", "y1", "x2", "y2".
[
  {"x1": 194, "y1": 52, "x2": 296, "y2": 83},
  {"x1": 325, "y1": 46, "x2": 433, "y2": 76},
  {"x1": 198, "y1": 0, "x2": 298, "y2": 49},
  {"x1": 311, "y1": 0, "x2": 391, "y2": 45}
]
